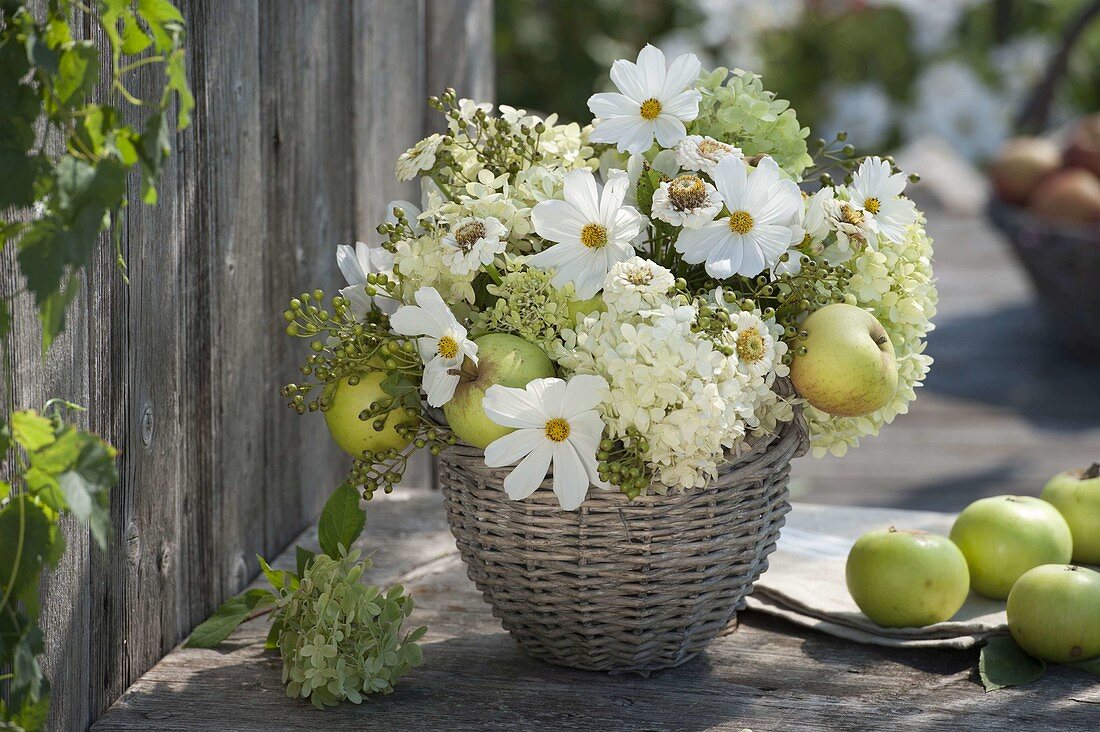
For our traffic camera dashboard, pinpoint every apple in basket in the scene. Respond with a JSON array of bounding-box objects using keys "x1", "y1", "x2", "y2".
[
  {"x1": 1007, "y1": 564, "x2": 1100, "y2": 663},
  {"x1": 444, "y1": 333, "x2": 555, "y2": 448},
  {"x1": 1041, "y1": 463, "x2": 1100, "y2": 564},
  {"x1": 988, "y1": 137, "x2": 1062, "y2": 206},
  {"x1": 1029, "y1": 168, "x2": 1100, "y2": 225},
  {"x1": 845, "y1": 528, "x2": 970, "y2": 628},
  {"x1": 789, "y1": 303, "x2": 898, "y2": 417},
  {"x1": 324, "y1": 373, "x2": 417, "y2": 457},
  {"x1": 949, "y1": 496, "x2": 1073, "y2": 600}
]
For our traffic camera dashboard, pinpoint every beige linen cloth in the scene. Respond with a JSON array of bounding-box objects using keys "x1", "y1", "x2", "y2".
[{"x1": 746, "y1": 503, "x2": 1007, "y2": 649}]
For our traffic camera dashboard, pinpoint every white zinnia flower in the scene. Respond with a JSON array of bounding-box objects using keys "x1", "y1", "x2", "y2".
[
  {"x1": 587, "y1": 44, "x2": 702, "y2": 155},
  {"x1": 389, "y1": 287, "x2": 477, "y2": 407},
  {"x1": 903, "y1": 61, "x2": 1007, "y2": 161},
  {"x1": 674, "y1": 156, "x2": 802, "y2": 279},
  {"x1": 651, "y1": 174, "x2": 722, "y2": 229},
  {"x1": 730, "y1": 311, "x2": 778, "y2": 378},
  {"x1": 849, "y1": 157, "x2": 918, "y2": 244},
  {"x1": 337, "y1": 241, "x2": 396, "y2": 318},
  {"x1": 603, "y1": 256, "x2": 676, "y2": 313},
  {"x1": 483, "y1": 375, "x2": 610, "y2": 511},
  {"x1": 395, "y1": 134, "x2": 444, "y2": 181},
  {"x1": 674, "y1": 135, "x2": 743, "y2": 175},
  {"x1": 529, "y1": 169, "x2": 644, "y2": 299},
  {"x1": 440, "y1": 216, "x2": 508, "y2": 275}
]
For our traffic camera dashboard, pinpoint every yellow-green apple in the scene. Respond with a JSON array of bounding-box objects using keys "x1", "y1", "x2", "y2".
[
  {"x1": 949, "y1": 495, "x2": 1073, "y2": 599},
  {"x1": 845, "y1": 527, "x2": 970, "y2": 627},
  {"x1": 444, "y1": 333, "x2": 555, "y2": 448},
  {"x1": 1041, "y1": 463, "x2": 1100, "y2": 564},
  {"x1": 1064, "y1": 114, "x2": 1100, "y2": 179},
  {"x1": 566, "y1": 295, "x2": 606, "y2": 320},
  {"x1": 1007, "y1": 564, "x2": 1100, "y2": 663},
  {"x1": 988, "y1": 137, "x2": 1061, "y2": 205},
  {"x1": 324, "y1": 373, "x2": 415, "y2": 457},
  {"x1": 1029, "y1": 168, "x2": 1100, "y2": 224},
  {"x1": 790, "y1": 303, "x2": 898, "y2": 417}
]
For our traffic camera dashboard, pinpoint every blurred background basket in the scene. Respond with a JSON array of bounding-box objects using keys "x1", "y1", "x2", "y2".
[
  {"x1": 438, "y1": 407, "x2": 809, "y2": 673},
  {"x1": 987, "y1": 199, "x2": 1100, "y2": 360}
]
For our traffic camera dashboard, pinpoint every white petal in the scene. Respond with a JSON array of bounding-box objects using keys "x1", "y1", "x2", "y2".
[
  {"x1": 484, "y1": 428, "x2": 544, "y2": 467},
  {"x1": 563, "y1": 376, "x2": 610, "y2": 416},
  {"x1": 609, "y1": 58, "x2": 647, "y2": 102},
  {"x1": 599, "y1": 173, "x2": 629, "y2": 225},
  {"x1": 532, "y1": 199, "x2": 587, "y2": 244},
  {"x1": 661, "y1": 89, "x2": 702, "y2": 120},
  {"x1": 635, "y1": 44, "x2": 667, "y2": 96},
  {"x1": 337, "y1": 244, "x2": 367, "y2": 286},
  {"x1": 675, "y1": 221, "x2": 730, "y2": 264},
  {"x1": 528, "y1": 241, "x2": 586, "y2": 272},
  {"x1": 653, "y1": 116, "x2": 687, "y2": 148},
  {"x1": 588, "y1": 92, "x2": 639, "y2": 119},
  {"x1": 552, "y1": 442, "x2": 591, "y2": 511},
  {"x1": 423, "y1": 361, "x2": 460, "y2": 407},
  {"x1": 412, "y1": 286, "x2": 458, "y2": 333},
  {"x1": 660, "y1": 53, "x2": 701, "y2": 100},
  {"x1": 567, "y1": 251, "x2": 612, "y2": 299},
  {"x1": 746, "y1": 224, "x2": 796, "y2": 268},
  {"x1": 525, "y1": 377, "x2": 567, "y2": 418},
  {"x1": 743, "y1": 156, "x2": 781, "y2": 215},
  {"x1": 390, "y1": 304, "x2": 439, "y2": 338},
  {"x1": 610, "y1": 206, "x2": 645, "y2": 243},
  {"x1": 706, "y1": 234, "x2": 746, "y2": 279},
  {"x1": 416, "y1": 336, "x2": 439, "y2": 363},
  {"x1": 590, "y1": 116, "x2": 654, "y2": 155},
  {"x1": 711, "y1": 155, "x2": 747, "y2": 208},
  {"x1": 563, "y1": 169, "x2": 602, "y2": 222},
  {"x1": 503, "y1": 441, "x2": 553, "y2": 501},
  {"x1": 483, "y1": 384, "x2": 547, "y2": 429}
]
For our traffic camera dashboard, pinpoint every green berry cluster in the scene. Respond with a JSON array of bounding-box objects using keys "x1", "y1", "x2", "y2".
[
  {"x1": 596, "y1": 431, "x2": 652, "y2": 499},
  {"x1": 348, "y1": 419, "x2": 457, "y2": 500}
]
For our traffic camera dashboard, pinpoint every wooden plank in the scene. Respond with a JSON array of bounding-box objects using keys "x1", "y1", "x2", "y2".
[
  {"x1": 260, "y1": 1, "x2": 356, "y2": 552},
  {"x1": 424, "y1": 0, "x2": 494, "y2": 130},
  {"x1": 91, "y1": 488, "x2": 1100, "y2": 732}
]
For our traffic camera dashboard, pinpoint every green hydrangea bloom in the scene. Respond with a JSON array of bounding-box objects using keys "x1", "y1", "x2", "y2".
[
  {"x1": 273, "y1": 550, "x2": 425, "y2": 709},
  {"x1": 806, "y1": 216, "x2": 938, "y2": 457},
  {"x1": 691, "y1": 67, "x2": 813, "y2": 179},
  {"x1": 471, "y1": 264, "x2": 574, "y2": 353}
]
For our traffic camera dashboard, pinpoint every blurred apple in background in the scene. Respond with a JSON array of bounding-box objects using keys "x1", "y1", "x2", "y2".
[
  {"x1": 1041, "y1": 463, "x2": 1100, "y2": 565},
  {"x1": 790, "y1": 304, "x2": 898, "y2": 418},
  {"x1": 1006, "y1": 564, "x2": 1100, "y2": 664},
  {"x1": 1029, "y1": 168, "x2": 1100, "y2": 225},
  {"x1": 988, "y1": 137, "x2": 1061, "y2": 205},
  {"x1": 1064, "y1": 114, "x2": 1100, "y2": 179},
  {"x1": 949, "y1": 495, "x2": 1073, "y2": 599}
]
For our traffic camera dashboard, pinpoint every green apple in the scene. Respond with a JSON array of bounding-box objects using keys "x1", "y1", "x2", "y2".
[
  {"x1": 323, "y1": 373, "x2": 415, "y2": 457},
  {"x1": 949, "y1": 495, "x2": 1073, "y2": 600},
  {"x1": 567, "y1": 295, "x2": 606, "y2": 321},
  {"x1": 789, "y1": 303, "x2": 898, "y2": 417},
  {"x1": 1007, "y1": 564, "x2": 1100, "y2": 663},
  {"x1": 443, "y1": 333, "x2": 555, "y2": 448},
  {"x1": 845, "y1": 527, "x2": 970, "y2": 628},
  {"x1": 1041, "y1": 463, "x2": 1100, "y2": 564}
]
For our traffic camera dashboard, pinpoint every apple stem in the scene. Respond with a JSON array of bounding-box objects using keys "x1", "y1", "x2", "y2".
[
  {"x1": 873, "y1": 334, "x2": 888, "y2": 346},
  {"x1": 457, "y1": 357, "x2": 479, "y2": 383},
  {"x1": 1085, "y1": 463, "x2": 1100, "y2": 480}
]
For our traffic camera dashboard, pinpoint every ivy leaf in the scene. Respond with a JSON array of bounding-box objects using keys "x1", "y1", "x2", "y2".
[
  {"x1": 317, "y1": 483, "x2": 366, "y2": 558},
  {"x1": 296, "y1": 546, "x2": 315, "y2": 578},
  {"x1": 979, "y1": 636, "x2": 1046, "y2": 691},
  {"x1": 184, "y1": 588, "x2": 274, "y2": 648},
  {"x1": 165, "y1": 48, "x2": 194, "y2": 129},
  {"x1": 137, "y1": 110, "x2": 170, "y2": 204},
  {"x1": 50, "y1": 42, "x2": 99, "y2": 110},
  {"x1": 0, "y1": 606, "x2": 50, "y2": 715},
  {"x1": 137, "y1": 0, "x2": 185, "y2": 52},
  {"x1": 11, "y1": 411, "x2": 55, "y2": 452},
  {"x1": 120, "y1": 13, "x2": 153, "y2": 55},
  {"x1": 0, "y1": 497, "x2": 61, "y2": 610}
]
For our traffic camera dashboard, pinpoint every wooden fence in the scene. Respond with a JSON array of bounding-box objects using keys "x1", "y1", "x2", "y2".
[{"x1": 1, "y1": 1, "x2": 493, "y2": 729}]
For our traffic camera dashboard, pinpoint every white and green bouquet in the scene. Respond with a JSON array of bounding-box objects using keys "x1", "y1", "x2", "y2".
[{"x1": 283, "y1": 44, "x2": 937, "y2": 512}]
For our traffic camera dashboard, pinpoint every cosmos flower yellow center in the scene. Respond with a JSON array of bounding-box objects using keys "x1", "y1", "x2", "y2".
[
  {"x1": 736, "y1": 329, "x2": 766, "y2": 363},
  {"x1": 841, "y1": 204, "x2": 865, "y2": 226},
  {"x1": 580, "y1": 223, "x2": 608, "y2": 249},
  {"x1": 668, "y1": 175, "x2": 707, "y2": 210},
  {"x1": 639, "y1": 98, "x2": 662, "y2": 120},
  {"x1": 728, "y1": 210, "x2": 754, "y2": 234},
  {"x1": 864, "y1": 197, "x2": 881, "y2": 215},
  {"x1": 437, "y1": 335, "x2": 459, "y2": 359},
  {"x1": 454, "y1": 220, "x2": 487, "y2": 249},
  {"x1": 544, "y1": 417, "x2": 571, "y2": 442}
]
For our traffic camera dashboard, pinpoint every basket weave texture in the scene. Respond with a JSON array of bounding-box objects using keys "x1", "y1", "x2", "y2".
[{"x1": 439, "y1": 407, "x2": 809, "y2": 673}]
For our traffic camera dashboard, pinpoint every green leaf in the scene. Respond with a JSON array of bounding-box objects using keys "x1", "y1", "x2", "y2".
[
  {"x1": 51, "y1": 42, "x2": 99, "y2": 109},
  {"x1": 165, "y1": 47, "x2": 194, "y2": 130},
  {"x1": 0, "y1": 497, "x2": 60, "y2": 612},
  {"x1": 120, "y1": 13, "x2": 153, "y2": 55},
  {"x1": 58, "y1": 471, "x2": 111, "y2": 549},
  {"x1": 137, "y1": 0, "x2": 185, "y2": 52},
  {"x1": 979, "y1": 636, "x2": 1046, "y2": 692},
  {"x1": 39, "y1": 273, "x2": 82, "y2": 353},
  {"x1": 380, "y1": 372, "x2": 417, "y2": 398},
  {"x1": 0, "y1": 606, "x2": 50, "y2": 716},
  {"x1": 257, "y1": 555, "x2": 289, "y2": 592},
  {"x1": 11, "y1": 411, "x2": 55, "y2": 452},
  {"x1": 184, "y1": 588, "x2": 274, "y2": 648},
  {"x1": 296, "y1": 546, "x2": 315, "y2": 577},
  {"x1": 318, "y1": 484, "x2": 366, "y2": 558}
]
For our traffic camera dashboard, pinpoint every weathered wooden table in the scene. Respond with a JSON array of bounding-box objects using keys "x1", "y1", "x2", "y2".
[{"x1": 91, "y1": 213, "x2": 1100, "y2": 730}]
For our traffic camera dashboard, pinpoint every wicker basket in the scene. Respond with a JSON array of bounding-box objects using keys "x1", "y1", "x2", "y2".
[
  {"x1": 987, "y1": 199, "x2": 1100, "y2": 360},
  {"x1": 438, "y1": 407, "x2": 809, "y2": 673}
]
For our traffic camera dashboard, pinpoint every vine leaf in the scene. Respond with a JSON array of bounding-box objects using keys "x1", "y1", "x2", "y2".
[
  {"x1": 296, "y1": 545, "x2": 316, "y2": 577},
  {"x1": 318, "y1": 483, "x2": 366, "y2": 558},
  {"x1": 979, "y1": 636, "x2": 1046, "y2": 691},
  {"x1": 184, "y1": 588, "x2": 275, "y2": 649},
  {"x1": 0, "y1": 496, "x2": 61, "y2": 611}
]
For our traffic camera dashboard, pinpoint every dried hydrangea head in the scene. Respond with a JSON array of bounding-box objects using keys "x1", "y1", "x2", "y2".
[{"x1": 273, "y1": 550, "x2": 425, "y2": 708}]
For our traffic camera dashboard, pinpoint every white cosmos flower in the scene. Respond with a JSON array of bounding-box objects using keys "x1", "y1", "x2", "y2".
[
  {"x1": 337, "y1": 241, "x2": 396, "y2": 318},
  {"x1": 675, "y1": 156, "x2": 802, "y2": 279},
  {"x1": 849, "y1": 157, "x2": 918, "y2": 243},
  {"x1": 396, "y1": 134, "x2": 444, "y2": 181},
  {"x1": 389, "y1": 287, "x2": 477, "y2": 407},
  {"x1": 529, "y1": 168, "x2": 644, "y2": 299},
  {"x1": 674, "y1": 135, "x2": 743, "y2": 176},
  {"x1": 440, "y1": 216, "x2": 508, "y2": 275},
  {"x1": 483, "y1": 375, "x2": 610, "y2": 511},
  {"x1": 651, "y1": 174, "x2": 722, "y2": 229},
  {"x1": 587, "y1": 44, "x2": 702, "y2": 155}
]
